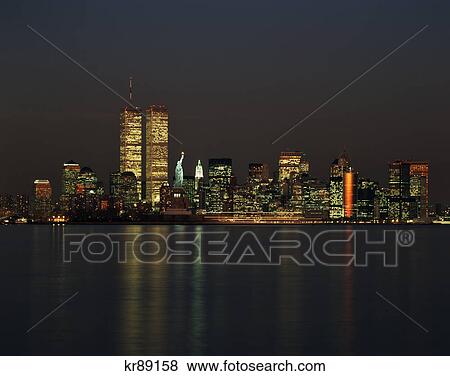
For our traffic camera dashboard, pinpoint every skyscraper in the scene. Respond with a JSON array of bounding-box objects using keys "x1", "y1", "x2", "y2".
[
  {"x1": 76, "y1": 167, "x2": 98, "y2": 195},
  {"x1": 207, "y1": 158, "x2": 233, "y2": 212},
  {"x1": 343, "y1": 168, "x2": 358, "y2": 220},
  {"x1": 278, "y1": 151, "x2": 309, "y2": 182},
  {"x1": 357, "y1": 178, "x2": 378, "y2": 222},
  {"x1": 278, "y1": 152, "x2": 309, "y2": 209},
  {"x1": 60, "y1": 160, "x2": 80, "y2": 211},
  {"x1": 301, "y1": 176, "x2": 330, "y2": 219},
  {"x1": 194, "y1": 160, "x2": 205, "y2": 211},
  {"x1": 409, "y1": 162, "x2": 429, "y2": 220},
  {"x1": 329, "y1": 151, "x2": 351, "y2": 220},
  {"x1": 195, "y1": 160, "x2": 204, "y2": 190},
  {"x1": 145, "y1": 105, "x2": 169, "y2": 209},
  {"x1": 120, "y1": 107, "x2": 143, "y2": 199},
  {"x1": 109, "y1": 171, "x2": 139, "y2": 212},
  {"x1": 33, "y1": 179, "x2": 52, "y2": 221},
  {"x1": 73, "y1": 167, "x2": 102, "y2": 219},
  {"x1": 388, "y1": 160, "x2": 429, "y2": 222}
]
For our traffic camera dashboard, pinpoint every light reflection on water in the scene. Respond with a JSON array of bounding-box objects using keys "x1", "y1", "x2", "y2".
[{"x1": 0, "y1": 224, "x2": 447, "y2": 355}]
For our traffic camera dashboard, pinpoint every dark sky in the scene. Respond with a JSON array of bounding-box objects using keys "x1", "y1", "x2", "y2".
[{"x1": 1, "y1": 0, "x2": 449, "y2": 202}]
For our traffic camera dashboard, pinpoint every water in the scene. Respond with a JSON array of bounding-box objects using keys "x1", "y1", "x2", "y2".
[{"x1": 0, "y1": 224, "x2": 448, "y2": 355}]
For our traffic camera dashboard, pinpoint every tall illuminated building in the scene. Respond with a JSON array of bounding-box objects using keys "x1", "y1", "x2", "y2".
[
  {"x1": 33, "y1": 179, "x2": 52, "y2": 221},
  {"x1": 388, "y1": 160, "x2": 429, "y2": 222},
  {"x1": 72, "y1": 167, "x2": 104, "y2": 220},
  {"x1": 145, "y1": 105, "x2": 169, "y2": 209},
  {"x1": 60, "y1": 160, "x2": 80, "y2": 211},
  {"x1": 194, "y1": 160, "x2": 205, "y2": 211},
  {"x1": 278, "y1": 151, "x2": 309, "y2": 182},
  {"x1": 207, "y1": 158, "x2": 233, "y2": 212},
  {"x1": 343, "y1": 168, "x2": 358, "y2": 220},
  {"x1": 195, "y1": 160, "x2": 204, "y2": 190},
  {"x1": 329, "y1": 151, "x2": 351, "y2": 220},
  {"x1": 278, "y1": 152, "x2": 309, "y2": 209},
  {"x1": 120, "y1": 102, "x2": 143, "y2": 199},
  {"x1": 109, "y1": 171, "x2": 138, "y2": 213},
  {"x1": 410, "y1": 162, "x2": 429, "y2": 220}
]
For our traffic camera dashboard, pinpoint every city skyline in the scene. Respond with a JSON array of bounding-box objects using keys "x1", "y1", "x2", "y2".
[
  {"x1": 0, "y1": 81, "x2": 437, "y2": 224},
  {"x1": 2, "y1": 2, "x2": 449, "y2": 203},
  {"x1": 0, "y1": 121, "x2": 435, "y2": 223},
  {"x1": 0, "y1": 89, "x2": 436, "y2": 222},
  {"x1": 2, "y1": 144, "x2": 434, "y2": 200}
]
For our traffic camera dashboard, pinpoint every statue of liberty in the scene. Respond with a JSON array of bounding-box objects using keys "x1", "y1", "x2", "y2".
[{"x1": 174, "y1": 152, "x2": 184, "y2": 188}]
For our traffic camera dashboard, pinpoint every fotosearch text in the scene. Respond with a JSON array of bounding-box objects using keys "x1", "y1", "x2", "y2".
[{"x1": 63, "y1": 229, "x2": 415, "y2": 267}]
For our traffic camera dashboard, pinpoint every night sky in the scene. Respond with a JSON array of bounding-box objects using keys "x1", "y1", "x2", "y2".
[{"x1": 1, "y1": 1, "x2": 449, "y2": 202}]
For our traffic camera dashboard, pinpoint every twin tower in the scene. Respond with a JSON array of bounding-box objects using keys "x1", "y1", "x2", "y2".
[{"x1": 119, "y1": 104, "x2": 169, "y2": 208}]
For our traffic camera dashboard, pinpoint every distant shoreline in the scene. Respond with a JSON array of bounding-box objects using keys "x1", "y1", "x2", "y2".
[{"x1": 2, "y1": 221, "x2": 442, "y2": 226}]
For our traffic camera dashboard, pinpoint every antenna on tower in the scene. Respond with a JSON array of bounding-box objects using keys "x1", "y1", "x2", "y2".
[{"x1": 129, "y1": 76, "x2": 133, "y2": 102}]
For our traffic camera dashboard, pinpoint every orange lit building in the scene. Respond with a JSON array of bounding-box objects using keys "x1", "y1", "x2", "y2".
[
  {"x1": 329, "y1": 151, "x2": 351, "y2": 220},
  {"x1": 343, "y1": 169, "x2": 358, "y2": 220}
]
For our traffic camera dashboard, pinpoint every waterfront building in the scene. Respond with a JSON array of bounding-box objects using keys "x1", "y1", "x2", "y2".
[
  {"x1": 120, "y1": 106, "x2": 143, "y2": 199},
  {"x1": 343, "y1": 168, "x2": 358, "y2": 220},
  {"x1": 329, "y1": 151, "x2": 351, "y2": 220},
  {"x1": 375, "y1": 187, "x2": 389, "y2": 222},
  {"x1": 278, "y1": 151, "x2": 309, "y2": 182},
  {"x1": 301, "y1": 176, "x2": 330, "y2": 219},
  {"x1": 60, "y1": 160, "x2": 80, "y2": 211},
  {"x1": 206, "y1": 158, "x2": 233, "y2": 212},
  {"x1": 33, "y1": 179, "x2": 52, "y2": 221},
  {"x1": 120, "y1": 172, "x2": 139, "y2": 209},
  {"x1": 357, "y1": 178, "x2": 378, "y2": 222},
  {"x1": 278, "y1": 151, "x2": 309, "y2": 208},
  {"x1": 182, "y1": 175, "x2": 196, "y2": 209},
  {"x1": 145, "y1": 105, "x2": 169, "y2": 208},
  {"x1": 232, "y1": 184, "x2": 254, "y2": 212},
  {"x1": 388, "y1": 160, "x2": 429, "y2": 222},
  {"x1": 195, "y1": 160, "x2": 204, "y2": 190}
]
